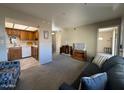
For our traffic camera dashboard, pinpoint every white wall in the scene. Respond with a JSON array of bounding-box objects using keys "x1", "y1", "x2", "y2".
[
  {"x1": 0, "y1": 16, "x2": 7, "y2": 61},
  {"x1": 55, "y1": 31, "x2": 61, "y2": 53},
  {"x1": 0, "y1": 6, "x2": 52, "y2": 64},
  {"x1": 61, "y1": 18, "x2": 121, "y2": 57},
  {"x1": 61, "y1": 24, "x2": 98, "y2": 57},
  {"x1": 39, "y1": 24, "x2": 52, "y2": 64}
]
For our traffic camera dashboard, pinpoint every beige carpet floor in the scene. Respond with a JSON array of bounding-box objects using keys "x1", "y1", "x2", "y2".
[{"x1": 16, "y1": 54, "x2": 86, "y2": 90}]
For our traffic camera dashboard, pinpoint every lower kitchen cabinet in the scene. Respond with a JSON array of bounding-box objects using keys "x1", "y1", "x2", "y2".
[
  {"x1": 8, "y1": 46, "x2": 38, "y2": 61},
  {"x1": 31, "y1": 46, "x2": 38, "y2": 60},
  {"x1": 8, "y1": 47, "x2": 22, "y2": 61}
]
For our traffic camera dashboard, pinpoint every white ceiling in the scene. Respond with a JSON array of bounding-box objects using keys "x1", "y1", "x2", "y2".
[{"x1": 1, "y1": 3, "x2": 124, "y2": 29}]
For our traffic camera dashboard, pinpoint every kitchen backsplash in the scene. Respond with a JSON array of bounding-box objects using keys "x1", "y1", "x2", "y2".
[{"x1": 8, "y1": 36, "x2": 38, "y2": 47}]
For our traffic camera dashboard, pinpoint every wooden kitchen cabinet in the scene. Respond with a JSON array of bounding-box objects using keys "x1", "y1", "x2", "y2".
[
  {"x1": 34, "y1": 31, "x2": 38, "y2": 40},
  {"x1": 20, "y1": 31, "x2": 27, "y2": 40},
  {"x1": 8, "y1": 47, "x2": 22, "y2": 61},
  {"x1": 31, "y1": 46, "x2": 38, "y2": 60},
  {"x1": 28, "y1": 31, "x2": 34, "y2": 40},
  {"x1": 6, "y1": 28, "x2": 20, "y2": 37},
  {"x1": 20, "y1": 31, "x2": 35, "y2": 40},
  {"x1": 6, "y1": 28, "x2": 12, "y2": 36},
  {"x1": 6, "y1": 28, "x2": 38, "y2": 41}
]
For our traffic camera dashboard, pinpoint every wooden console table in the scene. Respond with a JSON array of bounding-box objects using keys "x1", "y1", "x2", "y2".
[{"x1": 71, "y1": 50, "x2": 87, "y2": 61}]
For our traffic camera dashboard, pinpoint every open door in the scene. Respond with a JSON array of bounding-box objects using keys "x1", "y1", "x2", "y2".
[{"x1": 97, "y1": 26, "x2": 119, "y2": 56}]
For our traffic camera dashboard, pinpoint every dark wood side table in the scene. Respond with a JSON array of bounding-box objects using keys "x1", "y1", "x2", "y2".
[
  {"x1": 71, "y1": 50, "x2": 87, "y2": 61},
  {"x1": 60, "y1": 45, "x2": 72, "y2": 55}
]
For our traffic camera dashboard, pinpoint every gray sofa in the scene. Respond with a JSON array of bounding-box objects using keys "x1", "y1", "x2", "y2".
[
  {"x1": 59, "y1": 56, "x2": 124, "y2": 90},
  {"x1": 0, "y1": 61, "x2": 20, "y2": 89}
]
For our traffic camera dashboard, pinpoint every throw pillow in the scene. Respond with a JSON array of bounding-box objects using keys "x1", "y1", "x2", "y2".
[
  {"x1": 80, "y1": 72, "x2": 107, "y2": 90},
  {"x1": 71, "y1": 63, "x2": 100, "y2": 89},
  {"x1": 92, "y1": 53, "x2": 112, "y2": 67}
]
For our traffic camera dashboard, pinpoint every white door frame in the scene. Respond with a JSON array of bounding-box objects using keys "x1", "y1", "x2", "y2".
[{"x1": 97, "y1": 26, "x2": 119, "y2": 55}]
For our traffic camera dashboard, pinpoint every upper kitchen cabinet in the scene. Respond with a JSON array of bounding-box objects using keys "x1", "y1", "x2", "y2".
[
  {"x1": 20, "y1": 31, "x2": 36, "y2": 41},
  {"x1": 6, "y1": 28, "x2": 20, "y2": 37},
  {"x1": 20, "y1": 31, "x2": 35, "y2": 40},
  {"x1": 5, "y1": 22, "x2": 38, "y2": 41},
  {"x1": 34, "y1": 31, "x2": 38, "y2": 40},
  {"x1": 6, "y1": 28, "x2": 38, "y2": 41},
  {"x1": 20, "y1": 31, "x2": 28, "y2": 40},
  {"x1": 28, "y1": 31, "x2": 35, "y2": 40}
]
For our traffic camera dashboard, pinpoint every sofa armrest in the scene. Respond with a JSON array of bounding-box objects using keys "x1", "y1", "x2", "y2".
[{"x1": 87, "y1": 56, "x2": 94, "y2": 62}]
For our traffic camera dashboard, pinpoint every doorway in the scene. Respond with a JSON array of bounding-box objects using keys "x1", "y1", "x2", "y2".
[
  {"x1": 52, "y1": 32, "x2": 56, "y2": 54},
  {"x1": 97, "y1": 26, "x2": 119, "y2": 56}
]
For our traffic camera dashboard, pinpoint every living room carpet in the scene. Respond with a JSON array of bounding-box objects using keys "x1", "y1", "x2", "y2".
[{"x1": 16, "y1": 54, "x2": 87, "y2": 90}]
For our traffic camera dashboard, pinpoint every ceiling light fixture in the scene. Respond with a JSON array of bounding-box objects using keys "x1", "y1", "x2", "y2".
[
  {"x1": 14, "y1": 24, "x2": 28, "y2": 30},
  {"x1": 26, "y1": 27, "x2": 38, "y2": 31},
  {"x1": 5, "y1": 22, "x2": 13, "y2": 28},
  {"x1": 5, "y1": 22, "x2": 38, "y2": 31},
  {"x1": 51, "y1": 32, "x2": 55, "y2": 35},
  {"x1": 98, "y1": 37, "x2": 103, "y2": 40}
]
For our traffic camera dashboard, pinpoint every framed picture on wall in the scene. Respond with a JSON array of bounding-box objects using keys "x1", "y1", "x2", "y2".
[{"x1": 43, "y1": 31, "x2": 49, "y2": 39}]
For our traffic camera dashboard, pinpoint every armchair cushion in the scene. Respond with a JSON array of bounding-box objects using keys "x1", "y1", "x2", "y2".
[
  {"x1": 0, "y1": 61, "x2": 20, "y2": 89},
  {"x1": 0, "y1": 62, "x2": 5, "y2": 70}
]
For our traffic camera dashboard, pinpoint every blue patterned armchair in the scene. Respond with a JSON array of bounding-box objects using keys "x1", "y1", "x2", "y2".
[{"x1": 0, "y1": 61, "x2": 20, "y2": 89}]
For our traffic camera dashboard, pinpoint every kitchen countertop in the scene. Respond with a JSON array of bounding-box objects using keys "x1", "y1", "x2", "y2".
[
  {"x1": 9, "y1": 45, "x2": 38, "y2": 48},
  {"x1": 32, "y1": 45, "x2": 38, "y2": 47}
]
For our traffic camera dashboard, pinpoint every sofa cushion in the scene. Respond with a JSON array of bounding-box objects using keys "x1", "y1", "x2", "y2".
[
  {"x1": 81, "y1": 63, "x2": 101, "y2": 76},
  {"x1": 71, "y1": 63, "x2": 100, "y2": 89},
  {"x1": 81, "y1": 72, "x2": 107, "y2": 90},
  {"x1": 92, "y1": 53, "x2": 112, "y2": 68},
  {"x1": 101, "y1": 56, "x2": 124, "y2": 89},
  {"x1": 59, "y1": 83, "x2": 75, "y2": 90},
  {"x1": 101, "y1": 56, "x2": 124, "y2": 72},
  {"x1": 106, "y1": 63, "x2": 124, "y2": 89}
]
